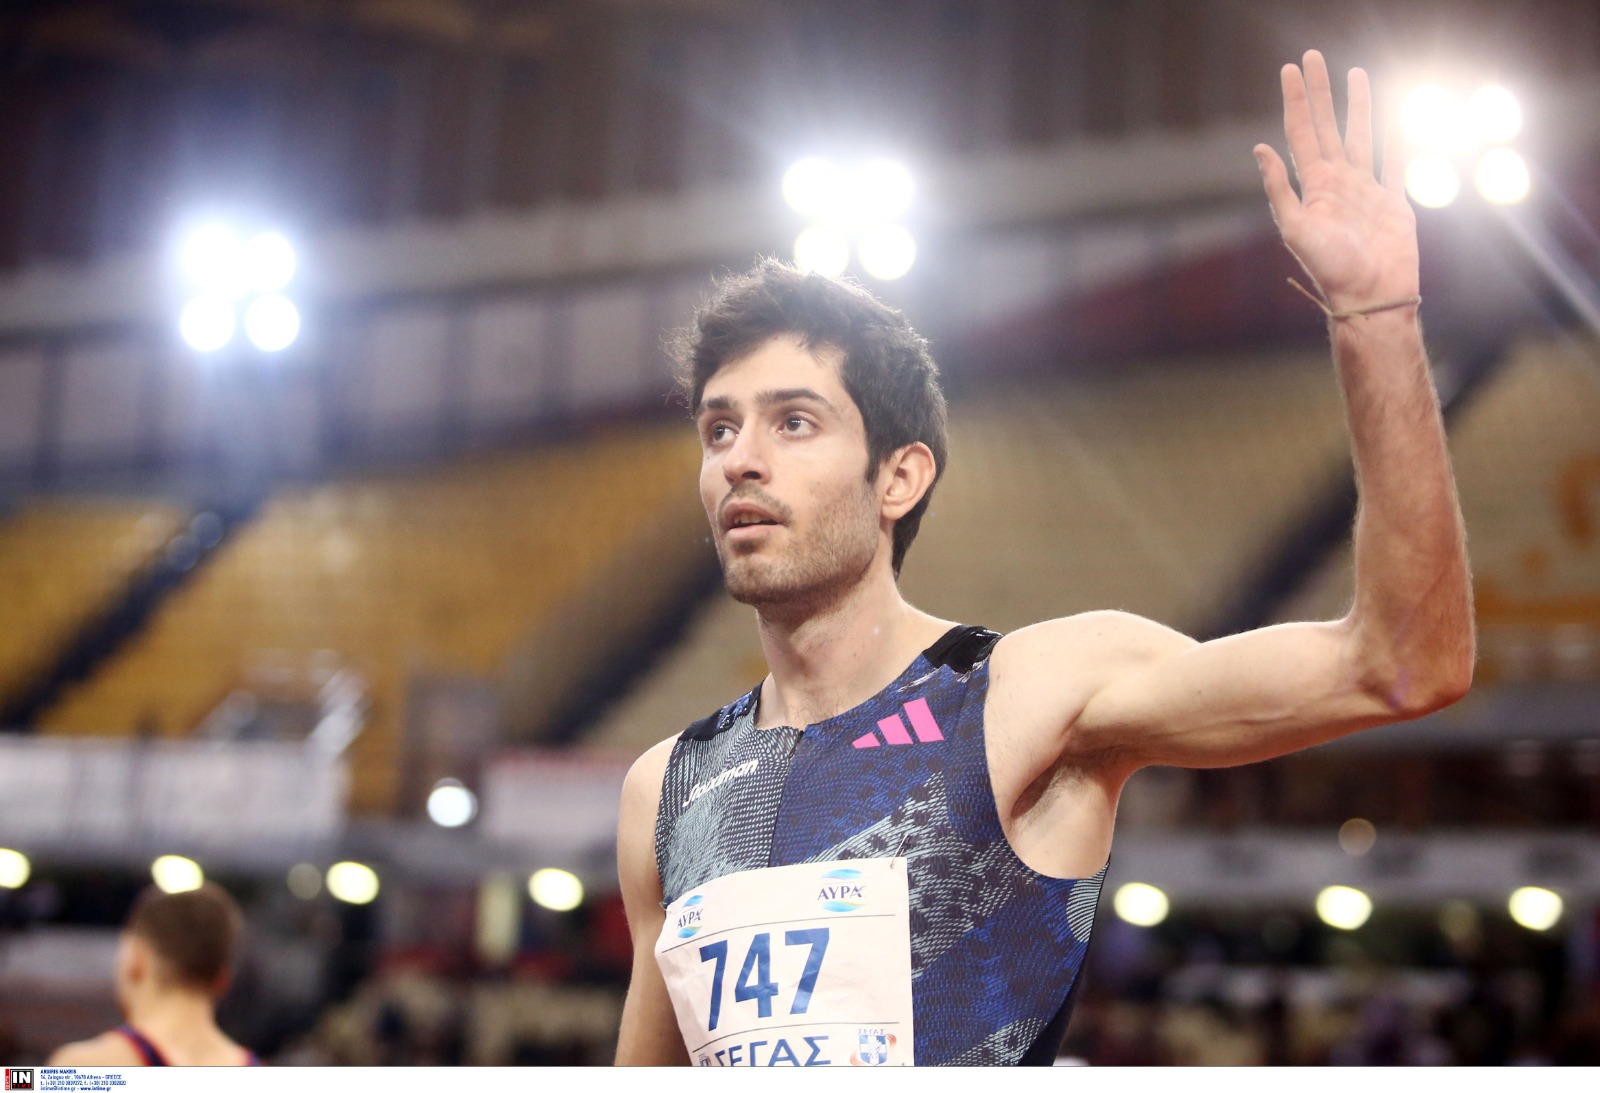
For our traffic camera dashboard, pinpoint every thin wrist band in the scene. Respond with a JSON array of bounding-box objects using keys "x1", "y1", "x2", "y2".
[{"x1": 1287, "y1": 277, "x2": 1421, "y2": 320}]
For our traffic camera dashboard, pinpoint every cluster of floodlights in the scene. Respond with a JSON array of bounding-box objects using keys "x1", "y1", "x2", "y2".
[
  {"x1": 0, "y1": 843, "x2": 1568, "y2": 928},
  {"x1": 0, "y1": 846, "x2": 589, "y2": 914},
  {"x1": 175, "y1": 223, "x2": 302, "y2": 353},
  {"x1": 783, "y1": 157, "x2": 918, "y2": 281},
  {"x1": 145, "y1": 853, "x2": 384, "y2": 906},
  {"x1": 1401, "y1": 83, "x2": 1529, "y2": 208},
  {"x1": 1111, "y1": 880, "x2": 1565, "y2": 934}
]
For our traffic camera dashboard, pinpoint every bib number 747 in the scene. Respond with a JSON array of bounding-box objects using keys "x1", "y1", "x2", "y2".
[
  {"x1": 654, "y1": 858, "x2": 915, "y2": 1066},
  {"x1": 699, "y1": 928, "x2": 829, "y2": 1030}
]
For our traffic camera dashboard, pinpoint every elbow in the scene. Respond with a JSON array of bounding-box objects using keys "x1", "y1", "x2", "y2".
[
  {"x1": 1349, "y1": 619, "x2": 1475, "y2": 720},
  {"x1": 1410, "y1": 660, "x2": 1473, "y2": 717},
  {"x1": 1423, "y1": 622, "x2": 1479, "y2": 713},
  {"x1": 1372, "y1": 650, "x2": 1475, "y2": 720}
]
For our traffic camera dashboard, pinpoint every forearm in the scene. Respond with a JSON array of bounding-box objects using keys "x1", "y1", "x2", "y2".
[{"x1": 1335, "y1": 307, "x2": 1474, "y2": 711}]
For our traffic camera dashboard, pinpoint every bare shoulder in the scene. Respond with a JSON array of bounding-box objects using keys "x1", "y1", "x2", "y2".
[
  {"x1": 49, "y1": 1031, "x2": 144, "y2": 1067},
  {"x1": 982, "y1": 611, "x2": 1197, "y2": 772},
  {"x1": 614, "y1": 733, "x2": 688, "y2": 1065},
  {"x1": 620, "y1": 733, "x2": 678, "y2": 818},
  {"x1": 617, "y1": 733, "x2": 679, "y2": 900},
  {"x1": 991, "y1": 609, "x2": 1195, "y2": 690}
]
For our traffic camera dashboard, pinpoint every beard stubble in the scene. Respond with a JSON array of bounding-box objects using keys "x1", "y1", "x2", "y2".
[{"x1": 717, "y1": 479, "x2": 881, "y2": 613}]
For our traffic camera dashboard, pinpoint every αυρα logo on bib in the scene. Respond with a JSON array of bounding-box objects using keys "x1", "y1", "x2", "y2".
[
  {"x1": 674, "y1": 892, "x2": 705, "y2": 937},
  {"x1": 817, "y1": 866, "x2": 866, "y2": 912}
]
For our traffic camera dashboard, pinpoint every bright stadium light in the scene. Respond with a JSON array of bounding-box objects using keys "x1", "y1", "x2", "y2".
[
  {"x1": 1475, "y1": 147, "x2": 1531, "y2": 205},
  {"x1": 0, "y1": 848, "x2": 30, "y2": 889},
  {"x1": 427, "y1": 778, "x2": 477, "y2": 828},
  {"x1": 1401, "y1": 86, "x2": 1474, "y2": 154},
  {"x1": 243, "y1": 232, "x2": 296, "y2": 292},
  {"x1": 151, "y1": 854, "x2": 204, "y2": 894},
  {"x1": 783, "y1": 157, "x2": 845, "y2": 219},
  {"x1": 853, "y1": 159, "x2": 915, "y2": 221},
  {"x1": 1468, "y1": 84, "x2": 1523, "y2": 144},
  {"x1": 785, "y1": 156, "x2": 916, "y2": 276},
  {"x1": 179, "y1": 295, "x2": 237, "y2": 352},
  {"x1": 176, "y1": 220, "x2": 302, "y2": 356},
  {"x1": 529, "y1": 867, "x2": 584, "y2": 912},
  {"x1": 180, "y1": 223, "x2": 247, "y2": 296},
  {"x1": 794, "y1": 225, "x2": 851, "y2": 277},
  {"x1": 787, "y1": 156, "x2": 915, "y2": 225},
  {"x1": 326, "y1": 861, "x2": 380, "y2": 905},
  {"x1": 1405, "y1": 153, "x2": 1461, "y2": 209},
  {"x1": 858, "y1": 223, "x2": 917, "y2": 281},
  {"x1": 243, "y1": 294, "x2": 301, "y2": 352},
  {"x1": 1508, "y1": 886, "x2": 1563, "y2": 931},
  {"x1": 1316, "y1": 885, "x2": 1372, "y2": 930},
  {"x1": 1112, "y1": 882, "x2": 1169, "y2": 927}
]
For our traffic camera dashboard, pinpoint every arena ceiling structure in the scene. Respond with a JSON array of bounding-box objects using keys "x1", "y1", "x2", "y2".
[{"x1": 2, "y1": 2, "x2": 1598, "y2": 394}]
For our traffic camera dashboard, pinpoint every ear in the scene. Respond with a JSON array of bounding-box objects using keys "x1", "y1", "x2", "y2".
[
  {"x1": 877, "y1": 442, "x2": 937, "y2": 521},
  {"x1": 119, "y1": 934, "x2": 151, "y2": 986}
]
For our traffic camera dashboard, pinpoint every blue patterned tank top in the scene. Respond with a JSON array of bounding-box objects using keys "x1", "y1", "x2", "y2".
[{"x1": 654, "y1": 625, "x2": 1107, "y2": 1066}]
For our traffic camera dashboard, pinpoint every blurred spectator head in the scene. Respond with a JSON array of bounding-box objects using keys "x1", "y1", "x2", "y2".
[{"x1": 118, "y1": 883, "x2": 243, "y2": 1001}]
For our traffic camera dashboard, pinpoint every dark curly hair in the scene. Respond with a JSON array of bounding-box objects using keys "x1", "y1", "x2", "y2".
[{"x1": 669, "y1": 258, "x2": 948, "y2": 576}]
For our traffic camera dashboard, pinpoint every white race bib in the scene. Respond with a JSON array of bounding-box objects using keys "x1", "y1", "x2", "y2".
[{"x1": 655, "y1": 857, "x2": 915, "y2": 1066}]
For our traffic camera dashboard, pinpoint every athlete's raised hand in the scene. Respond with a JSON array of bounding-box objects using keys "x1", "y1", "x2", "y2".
[{"x1": 1254, "y1": 50, "x2": 1419, "y2": 315}]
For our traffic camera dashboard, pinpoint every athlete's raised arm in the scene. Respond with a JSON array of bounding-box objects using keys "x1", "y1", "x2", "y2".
[
  {"x1": 614, "y1": 736, "x2": 691, "y2": 1066},
  {"x1": 1003, "y1": 50, "x2": 1473, "y2": 778}
]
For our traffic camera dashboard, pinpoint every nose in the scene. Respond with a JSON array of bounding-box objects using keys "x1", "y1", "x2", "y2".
[{"x1": 722, "y1": 425, "x2": 770, "y2": 484}]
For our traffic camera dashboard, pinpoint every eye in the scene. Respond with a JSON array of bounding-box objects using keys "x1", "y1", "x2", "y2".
[
  {"x1": 704, "y1": 421, "x2": 735, "y2": 446},
  {"x1": 780, "y1": 415, "x2": 814, "y2": 435}
]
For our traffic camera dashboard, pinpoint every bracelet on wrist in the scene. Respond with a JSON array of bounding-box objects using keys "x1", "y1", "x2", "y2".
[{"x1": 1288, "y1": 277, "x2": 1420, "y2": 320}]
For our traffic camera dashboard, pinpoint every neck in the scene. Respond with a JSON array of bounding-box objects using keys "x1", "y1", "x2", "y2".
[
  {"x1": 751, "y1": 563, "x2": 950, "y2": 729},
  {"x1": 123, "y1": 986, "x2": 220, "y2": 1040}
]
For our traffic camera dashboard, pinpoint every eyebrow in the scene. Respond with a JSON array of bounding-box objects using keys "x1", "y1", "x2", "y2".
[{"x1": 695, "y1": 387, "x2": 838, "y2": 419}]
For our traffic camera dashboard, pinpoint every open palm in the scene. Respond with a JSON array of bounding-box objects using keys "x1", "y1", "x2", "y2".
[{"x1": 1255, "y1": 51, "x2": 1420, "y2": 313}]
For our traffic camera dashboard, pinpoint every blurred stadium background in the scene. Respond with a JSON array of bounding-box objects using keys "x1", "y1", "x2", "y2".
[{"x1": 0, "y1": 0, "x2": 1598, "y2": 1067}]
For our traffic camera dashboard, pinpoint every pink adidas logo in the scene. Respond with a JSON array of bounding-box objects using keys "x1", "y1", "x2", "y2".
[{"x1": 852, "y1": 698, "x2": 945, "y2": 748}]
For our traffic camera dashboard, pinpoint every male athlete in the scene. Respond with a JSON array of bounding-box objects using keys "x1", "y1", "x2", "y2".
[
  {"x1": 614, "y1": 51, "x2": 1474, "y2": 1066},
  {"x1": 49, "y1": 883, "x2": 261, "y2": 1067}
]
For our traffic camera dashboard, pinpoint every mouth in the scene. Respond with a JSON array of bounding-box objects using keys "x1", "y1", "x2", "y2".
[
  {"x1": 720, "y1": 501, "x2": 786, "y2": 542},
  {"x1": 725, "y1": 515, "x2": 782, "y2": 539},
  {"x1": 725, "y1": 523, "x2": 779, "y2": 544}
]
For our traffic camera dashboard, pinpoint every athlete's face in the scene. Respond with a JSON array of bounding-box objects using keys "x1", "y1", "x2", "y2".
[{"x1": 696, "y1": 336, "x2": 884, "y2": 609}]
